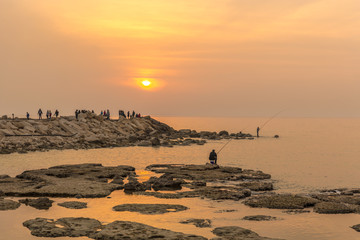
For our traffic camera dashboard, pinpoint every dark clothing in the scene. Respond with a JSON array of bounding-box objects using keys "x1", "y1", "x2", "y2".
[
  {"x1": 257, "y1": 127, "x2": 260, "y2": 138},
  {"x1": 209, "y1": 151, "x2": 217, "y2": 164}
]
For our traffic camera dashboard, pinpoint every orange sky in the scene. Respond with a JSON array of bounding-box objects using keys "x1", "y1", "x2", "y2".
[{"x1": 0, "y1": 0, "x2": 359, "y2": 117}]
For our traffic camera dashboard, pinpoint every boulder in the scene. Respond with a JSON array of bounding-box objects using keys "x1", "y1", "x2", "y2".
[{"x1": 19, "y1": 197, "x2": 54, "y2": 210}]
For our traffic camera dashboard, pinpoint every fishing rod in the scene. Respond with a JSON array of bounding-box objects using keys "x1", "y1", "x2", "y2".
[
  {"x1": 259, "y1": 109, "x2": 286, "y2": 129},
  {"x1": 217, "y1": 124, "x2": 250, "y2": 154}
]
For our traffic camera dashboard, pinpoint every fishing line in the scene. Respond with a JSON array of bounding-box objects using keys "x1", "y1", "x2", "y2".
[{"x1": 259, "y1": 109, "x2": 286, "y2": 129}]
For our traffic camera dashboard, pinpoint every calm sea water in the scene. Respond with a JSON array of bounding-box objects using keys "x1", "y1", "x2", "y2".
[{"x1": 0, "y1": 117, "x2": 360, "y2": 240}]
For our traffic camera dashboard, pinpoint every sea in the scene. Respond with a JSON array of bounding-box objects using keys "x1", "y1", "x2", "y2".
[{"x1": 0, "y1": 117, "x2": 360, "y2": 240}]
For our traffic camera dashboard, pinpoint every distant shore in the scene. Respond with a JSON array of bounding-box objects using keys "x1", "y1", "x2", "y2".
[{"x1": 0, "y1": 112, "x2": 253, "y2": 154}]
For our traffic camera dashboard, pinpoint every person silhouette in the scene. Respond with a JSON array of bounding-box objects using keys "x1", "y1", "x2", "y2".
[
  {"x1": 257, "y1": 127, "x2": 260, "y2": 138},
  {"x1": 209, "y1": 149, "x2": 217, "y2": 164}
]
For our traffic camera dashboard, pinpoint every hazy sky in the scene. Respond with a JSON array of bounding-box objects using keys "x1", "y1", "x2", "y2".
[{"x1": 1, "y1": 0, "x2": 359, "y2": 117}]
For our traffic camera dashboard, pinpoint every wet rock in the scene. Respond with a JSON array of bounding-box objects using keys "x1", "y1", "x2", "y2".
[
  {"x1": 0, "y1": 164, "x2": 134, "y2": 197},
  {"x1": 237, "y1": 181, "x2": 273, "y2": 191},
  {"x1": 91, "y1": 220, "x2": 207, "y2": 240},
  {"x1": 19, "y1": 197, "x2": 54, "y2": 210},
  {"x1": 212, "y1": 226, "x2": 283, "y2": 240},
  {"x1": 244, "y1": 194, "x2": 319, "y2": 209},
  {"x1": 313, "y1": 202, "x2": 359, "y2": 214},
  {"x1": 282, "y1": 209, "x2": 311, "y2": 214},
  {"x1": 351, "y1": 224, "x2": 360, "y2": 232},
  {"x1": 180, "y1": 218, "x2": 212, "y2": 228},
  {"x1": 214, "y1": 209, "x2": 237, "y2": 213},
  {"x1": 242, "y1": 215, "x2": 278, "y2": 221},
  {"x1": 146, "y1": 175, "x2": 183, "y2": 191},
  {"x1": 0, "y1": 198, "x2": 21, "y2": 210},
  {"x1": 219, "y1": 130, "x2": 229, "y2": 136},
  {"x1": 145, "y1": 164, "x2": 271, "y2": 183},
  {"x1": 113, "y1": 203, "x2": 188, "y2": 214},
  {"x1": 58, "y1": 201, "x2": 87, "y2": 209},
  {"x1": 151, "y1": 137, "x2": 161, "y2": 146},
  {"x1": 23, "y1": 217, "x2": 102, "y2": 237},
  {"x1": 124, "y1": 177, "x2": 149, "y2": 192}
]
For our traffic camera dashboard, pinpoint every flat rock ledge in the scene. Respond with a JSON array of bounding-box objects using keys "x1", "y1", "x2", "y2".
[
  {"x1": 242, "y1": 215, "x2": 278, "y2": 221},
  {"x1": 0, "y1": 198, "x2": 20, "y2": 210},
  {"x1": 112, "y1": 203, "x2": 188, "y2": 214},
  {"x1": 211, "y1": 226, "x2": 284, "y2": 240},
  {"x1": 180, "y1": 218, "x2": 212, "y2": 228},
  {"x1": 23, "y1": 217, "x2": 207, "y2": 240},
  {"x1": 0, "y1": 163, "x2": 135, "y2": 198},
  {"x1": 58, "y1": 201, "x2": 87, "y2": 209}
]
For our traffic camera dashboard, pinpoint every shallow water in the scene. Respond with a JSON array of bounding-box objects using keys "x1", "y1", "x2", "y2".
[{"x1": 0, "y1": 117, "x2": 360, "y2": 239}]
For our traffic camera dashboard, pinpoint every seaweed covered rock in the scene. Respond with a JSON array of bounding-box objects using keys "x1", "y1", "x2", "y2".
[{"x1": 112, "y1": 203, "x2": 188, "y2": 215}]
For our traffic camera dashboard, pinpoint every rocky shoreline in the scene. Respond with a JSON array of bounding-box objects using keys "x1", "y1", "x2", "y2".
[
  {"x1": 0, "y1": 112, "x2": 253, "y2": 154},
  {"x1": 1, "y1": 163, "x2": 360, "y2": 239}
]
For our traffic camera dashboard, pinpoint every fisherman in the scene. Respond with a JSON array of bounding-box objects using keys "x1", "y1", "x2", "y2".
[
  {"x1": 257, "y1": 127, "x2": 260, "y2": 138},
  {"x1": 55, "y1": 109, "x2": 59, "y2": 118},
  {"x1": 209, "y1": 149, "x2": 217, "y2": 164},
  {"x1": 75, "y1": 110, "x2": 79, "y2": 120},
  {"x1": 26, "y1": 112, "x2": 30, "y2": 120},
  {"x1": 127, "y1": 111, "x2": 130, "y2": 119}
]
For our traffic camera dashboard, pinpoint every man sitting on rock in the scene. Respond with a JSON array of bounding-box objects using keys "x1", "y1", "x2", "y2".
[{"x1": 209, "y1": 150, "x2": 217, "y2": 164}]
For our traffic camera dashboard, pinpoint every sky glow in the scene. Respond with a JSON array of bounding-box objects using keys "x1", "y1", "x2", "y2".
[{"x1": 0, "y1": 0, "x2": 359, "y2": 117}]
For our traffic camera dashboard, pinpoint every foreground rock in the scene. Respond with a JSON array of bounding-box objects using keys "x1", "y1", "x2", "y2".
[
  {"x1": 23, "y1": 217, "x2": 207, "y2": 239},
  {"x1": 180, "y1": 219, "x2": 212, "y2": 228},
  {"x1": 58, "y1": 201, "x2": 87, "y2": 209},
  {"x1": 0, "y1": 198, "x2": 20, "y2": 210},
  {"x1": 0, "y1": 163, "x2": 135, "y2": 197},
  {"x1": 242, "y1": 215, "x2": 278, "y2": 221},
  {"x1": 244, "y1": 194, "x2": 319, "y2": 209},
  {"x1": 19, "y1": 197, "x2": 54, "y2": 210},
  {"x1": 23, "y1": 217, "x2": 102, "y2": 237},
  {"x1": 212, "y1": 226, "x2": 283, "y2": 240},
  {"x1": 112, "y1": 203, "x2": 188, "y2": 214}
]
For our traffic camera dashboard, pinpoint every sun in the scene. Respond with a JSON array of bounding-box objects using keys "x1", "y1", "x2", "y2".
[{"x1": 141, "y1": 80, "x2": 152, "y2": 87}]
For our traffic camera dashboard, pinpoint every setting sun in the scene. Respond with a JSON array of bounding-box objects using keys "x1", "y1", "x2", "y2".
[{"x1": 141, "y1": 80, "x2": 152, "y2": 87}]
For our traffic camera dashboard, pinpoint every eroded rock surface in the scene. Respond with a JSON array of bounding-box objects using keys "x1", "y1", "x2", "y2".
[
  {"x1": 211, "y1": 226, "x2": 283, "y2": 240},
  {"x1": 180, "y1": 218, "x2": 212, "y2": 228},
  {"x1": 244, "y1": 194, "x2": 319, "y2": 209},
  {"x1": 23, "y1": 217, "x2": 207, "y2": 240},
  {"x1": 313, "y1": 202, "x2": 359, "y2": 214},
  {"x1": 113, "y1": 203, "x2": 188, "y2": 214},
  {"x1": 0, "y1": 163, "x2": 135, "y2": 197},
  {"x1": 23, "y1": 217, "x2": 102, "y2": 237},
  {"x1": 0, "y1": 198, "x2": 20, "y2": 210},
  {"x1": 58, "y1": 201, "x2": 87, "y2": 209}
]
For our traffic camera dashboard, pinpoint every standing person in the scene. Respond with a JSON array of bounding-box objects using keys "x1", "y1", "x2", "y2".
[
  {"x1": 49, "y1": 110, "x2": 52, "y2": 120},
  {"x1": 26, "y1": 112, "x2": 30, "y2": 120},
  {"x1": 55, "y1": 110, "x2": 59, "y2": 118},
  {"x1": 75, "y1": 110, "x2": 79, "y2": 120},
  {"x1": 38, "y1": 109, "x2": 43, "y2": 119},
  {"x1": 209, "y1": 149, "x2": 217, "y2": 164},
  {"x1": 257, "y1": 127, "x2": 260, "y2": 138},
  {"x1": 132, "y1": 110, "x2": 135, "y2": 118},
  {"x1": 12, "y1": 113, "x2": 14, "y2": 120},
  {"x1": 127, "y1": 111, "x2": 130, "y2": 119},
  {"x1": 106, "y1": 109, "x2": 110, "y2": 120},
  {"x1": 100, "y1": 110, "x2": 103, "y2": 116}
]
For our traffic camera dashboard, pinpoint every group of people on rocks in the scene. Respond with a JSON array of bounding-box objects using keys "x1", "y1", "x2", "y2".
[
  {"x1": 36, "y1": 109, "x2": 59, "y2": 120},
  {"x1": 118, "y1": 110, "x2": 141, "y2": 119}
]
